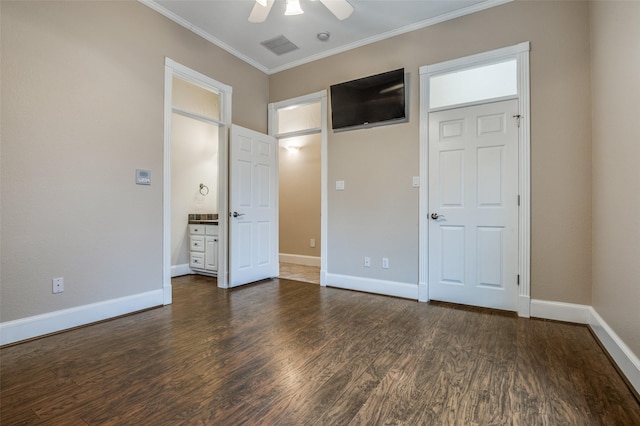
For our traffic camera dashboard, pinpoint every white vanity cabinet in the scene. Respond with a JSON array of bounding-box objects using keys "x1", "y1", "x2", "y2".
[
  {"x1": 189, "y1": 224, "x2": 218, "y2": 275},
  {"x1": 205, "y1": 236, "x2": 218, "y2": 271}
]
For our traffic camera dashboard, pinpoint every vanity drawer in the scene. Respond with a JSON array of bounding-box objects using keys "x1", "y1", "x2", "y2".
[
  {"x1": 205, "y1": 225, "x2": 219, "y2": 236},
  {"x1": 190, "y1": 235, "x2": 205, "y2": 252},
  {"x1": 189, "y1": 225, "x2": 205, "y2": 235},
  {"x1": 190, "y1": 252, "x2": 204, "y2": 269}
]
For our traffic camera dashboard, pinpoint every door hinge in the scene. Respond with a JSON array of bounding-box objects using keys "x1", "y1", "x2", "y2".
[
  {"x1": 513, "y1": 114, "x2": 521, "y2": 128},
  {"x1": 518, "y1": 195, "x2": 521, "y2": 206},
  {"x1": 517, "y1": 274, "x2": 520, "y2": 286}
]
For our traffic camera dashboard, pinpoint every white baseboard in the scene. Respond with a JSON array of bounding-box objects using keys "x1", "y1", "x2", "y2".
[
  {"x1": 530, "y1": 298, "x2": 639, "y2": 396},
  {"x1": 171, "y1": 263, "x2": 191, "y2": 277},
  {"x1": 518, "y1": 295, "x2": 531, "y2": 318},
  {"x1": 589, "y1": 308, "x2": 640, "y2": 396},
  {"x1": 320, "y1": 269, "x2": 327, "y2": 287},
  {"x1": 418, "y1": 282, "x2": 428, "y2": 302},
  {"x1": 530, "y1": 299, "x2": 592, "y2": 324},
  {"x1": 0, "y1": 290, "x2": 163, "y2": 346},
  {"x1": 163, "y1": 282, "x2": 172, "y2": 305},
  {"x1": 325, "y1": 273, "x2": 418, "y2": 300},
  {"x1": 279, "y1": 253, "x2": 321, "y2": 267}
]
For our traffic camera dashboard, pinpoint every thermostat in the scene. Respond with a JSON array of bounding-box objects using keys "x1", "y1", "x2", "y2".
[{"x1": 136, "y1": 169, "x2": 151, "y2": 185}]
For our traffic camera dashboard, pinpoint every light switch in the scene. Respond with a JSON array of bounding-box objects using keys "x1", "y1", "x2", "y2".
[
  {"x1": 412, "y1": 176, "x2": 420, "y2": 188},
  {"x1": 336, "y1": 180, "x2": 345, "y2": 191}
]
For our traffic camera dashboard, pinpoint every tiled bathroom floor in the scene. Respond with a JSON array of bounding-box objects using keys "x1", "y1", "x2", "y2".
[{"x1": 279, "y1": 262, "x2": 320, "y2": 284}]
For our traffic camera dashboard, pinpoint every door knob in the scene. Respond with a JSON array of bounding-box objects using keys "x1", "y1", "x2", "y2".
[
  {"x1": 431, "y1": 213, "x2": 445, "y2": 220},
  {"x1": 232, "y1": 211, "x2": 244, "y2": 218}
]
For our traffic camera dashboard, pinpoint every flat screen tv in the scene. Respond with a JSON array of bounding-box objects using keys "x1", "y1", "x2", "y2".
[{"x1": 330, "y1": 68, "x2": 407, "y2": 132}]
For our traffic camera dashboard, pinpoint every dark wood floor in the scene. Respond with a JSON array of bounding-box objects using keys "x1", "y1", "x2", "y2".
[{"x1": 2, "y1": 275, "x2": 639, "y2": 425}]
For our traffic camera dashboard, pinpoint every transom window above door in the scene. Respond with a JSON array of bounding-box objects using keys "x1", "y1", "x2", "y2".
[
  {"x1": 274, "y1": 101, "x2": 322, "y2": 136},
  {"x1": 429, "y1": 59, "x2": 517, "y2": 110}
]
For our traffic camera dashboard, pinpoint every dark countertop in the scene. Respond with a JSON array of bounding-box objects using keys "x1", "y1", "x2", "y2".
[
  {"x1": 188, "y1": 213, "x2": 218, "y2": 224},
  {"x1": 188, "y1": 220, "x2": 219, "y2": 225}
]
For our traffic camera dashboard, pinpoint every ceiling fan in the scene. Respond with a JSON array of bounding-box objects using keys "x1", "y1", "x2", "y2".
[{"x1": 249, "y1": 0, "x2": 354, "y2": 23}]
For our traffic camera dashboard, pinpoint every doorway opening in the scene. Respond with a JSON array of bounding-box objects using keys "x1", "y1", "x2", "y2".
[
  {"x1": 163, "y1": 58, "x2": 232, "y2": 304},
  {"x1": 269, "y1": 91, "x2": 328, "y2": 285},
  {"x1": 418, "y1": 42, "x2": 531, "y2": 316},
  {"x1": 170, "y1": 78, "x2": 220, "y2": 279}
]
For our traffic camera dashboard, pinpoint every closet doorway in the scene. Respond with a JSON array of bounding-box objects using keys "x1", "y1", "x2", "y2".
[
  {"x1": 269, "y1": 91, "x2": 328, "y2": 285},
  {"x1": 418, "y1": 42, "x2": 531, "y2": 316}
]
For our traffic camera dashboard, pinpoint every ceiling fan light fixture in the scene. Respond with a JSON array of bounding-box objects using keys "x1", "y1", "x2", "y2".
[
  {"x1": 285, "y1": 0, "x2": 304, "y2": 16},
  {"x1": 319, "y1": 0, "x2": 353, "y2": 20}
]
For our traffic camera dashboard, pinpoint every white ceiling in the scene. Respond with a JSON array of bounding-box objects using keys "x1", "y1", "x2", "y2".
[{"x1": 142, "y1": 0, "x2": 511, "y2": 74}]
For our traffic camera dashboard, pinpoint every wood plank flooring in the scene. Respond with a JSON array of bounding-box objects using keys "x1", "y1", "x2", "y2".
[
  {"x1": 2, "y1": 275, "x2": 639, "y2": 425},
  {"x1": 279, "y1": 263, "x2": 320, "y2": 284}
]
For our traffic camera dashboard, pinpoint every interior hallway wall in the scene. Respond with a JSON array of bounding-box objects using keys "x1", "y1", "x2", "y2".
[{"x1": 279, "y1": 134, "x2": 321, "y2": 259}]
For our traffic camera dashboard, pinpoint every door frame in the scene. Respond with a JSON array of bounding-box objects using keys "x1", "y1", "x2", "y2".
[
  {"x1": 418, "y1": 42, "x2": 531, "y2": 317},
  {"x1": 163, "y1": 58, "x2": 233, "y2": 303},
  {"x1": 268, "y1": 91, "x2": 328, "y2": 285}
]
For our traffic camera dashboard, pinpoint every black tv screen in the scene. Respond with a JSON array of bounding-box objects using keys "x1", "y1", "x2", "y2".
[{"x1": 330, "y1": 68, "x2": 407, "y2": 131}]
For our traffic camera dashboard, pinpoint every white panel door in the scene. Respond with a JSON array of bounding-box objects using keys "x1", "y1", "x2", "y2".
[
  {"x1": 428, "y1": 100, "x2": 519, "y2": 311},
  {"x1": 229, "y1": 125, "x2": 278, "y2": 287}
]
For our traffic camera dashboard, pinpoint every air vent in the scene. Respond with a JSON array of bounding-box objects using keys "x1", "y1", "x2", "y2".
[{"x1": 260, "y1": 35, "x2": 299, "y2": 56}]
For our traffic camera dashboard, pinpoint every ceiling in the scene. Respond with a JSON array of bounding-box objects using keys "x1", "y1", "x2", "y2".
[{"x1": 142, "y1": 0, "x2": 511, "y2": 74}]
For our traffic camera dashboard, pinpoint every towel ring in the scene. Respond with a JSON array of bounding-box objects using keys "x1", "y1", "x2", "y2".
[{"x1": 199, "y1": 183, "x2": 209, "y2": 196}]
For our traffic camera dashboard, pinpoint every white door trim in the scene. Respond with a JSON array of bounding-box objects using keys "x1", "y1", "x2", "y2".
[
  {"x1": 418, "y1": 42, "x2": 531, "y2": 317},
  {"x1": 163, "y1": 58, "x2": 233, "y2": 303},
  {"x1": 268, "y1": 91, "x2": 328, "y2": 286}
]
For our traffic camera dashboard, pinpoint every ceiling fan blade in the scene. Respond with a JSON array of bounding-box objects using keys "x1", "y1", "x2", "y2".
[
  {"x1": 319, "y1": 0, "x2": 354, "y2": 20},
  {"x1": 248, "y1": 0, "x2": 275, "y2": 23}
]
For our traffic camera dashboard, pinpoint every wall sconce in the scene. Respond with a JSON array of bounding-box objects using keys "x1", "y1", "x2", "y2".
[{"x1": 284, "y1": 145, "x2": 301, "y2": 153}]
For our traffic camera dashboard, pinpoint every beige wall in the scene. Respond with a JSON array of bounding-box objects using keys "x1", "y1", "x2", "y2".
[
  {"x1": 590, "y1": 1, "x2": 640, "y2": 356},
  {"x1": 279, "y1": 134, "x2": 321, "y2": 257},
  {"x1": 270, "y1": 0, "x2": 593, "y2": 300},
  {"x1": 0, "y1": 1, "x2": 268, "y2": 322}
]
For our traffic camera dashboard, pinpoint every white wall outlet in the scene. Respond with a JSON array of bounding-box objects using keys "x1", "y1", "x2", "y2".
[
  {"x1": 364, "y1": 257, "x2": 371, "y2": 267},
  {"x1": 382, "y1": 258, "x2": 389, "y2": 269},
  {"x1": 52, "y1": 277, "x2": 64, "y2": 294},
  {"x1": 310, "y1": 238, "x2": 316, "y2": 248},
  {"x1": 336, "y1": 180, "x2": 345, "y2": 191}
]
